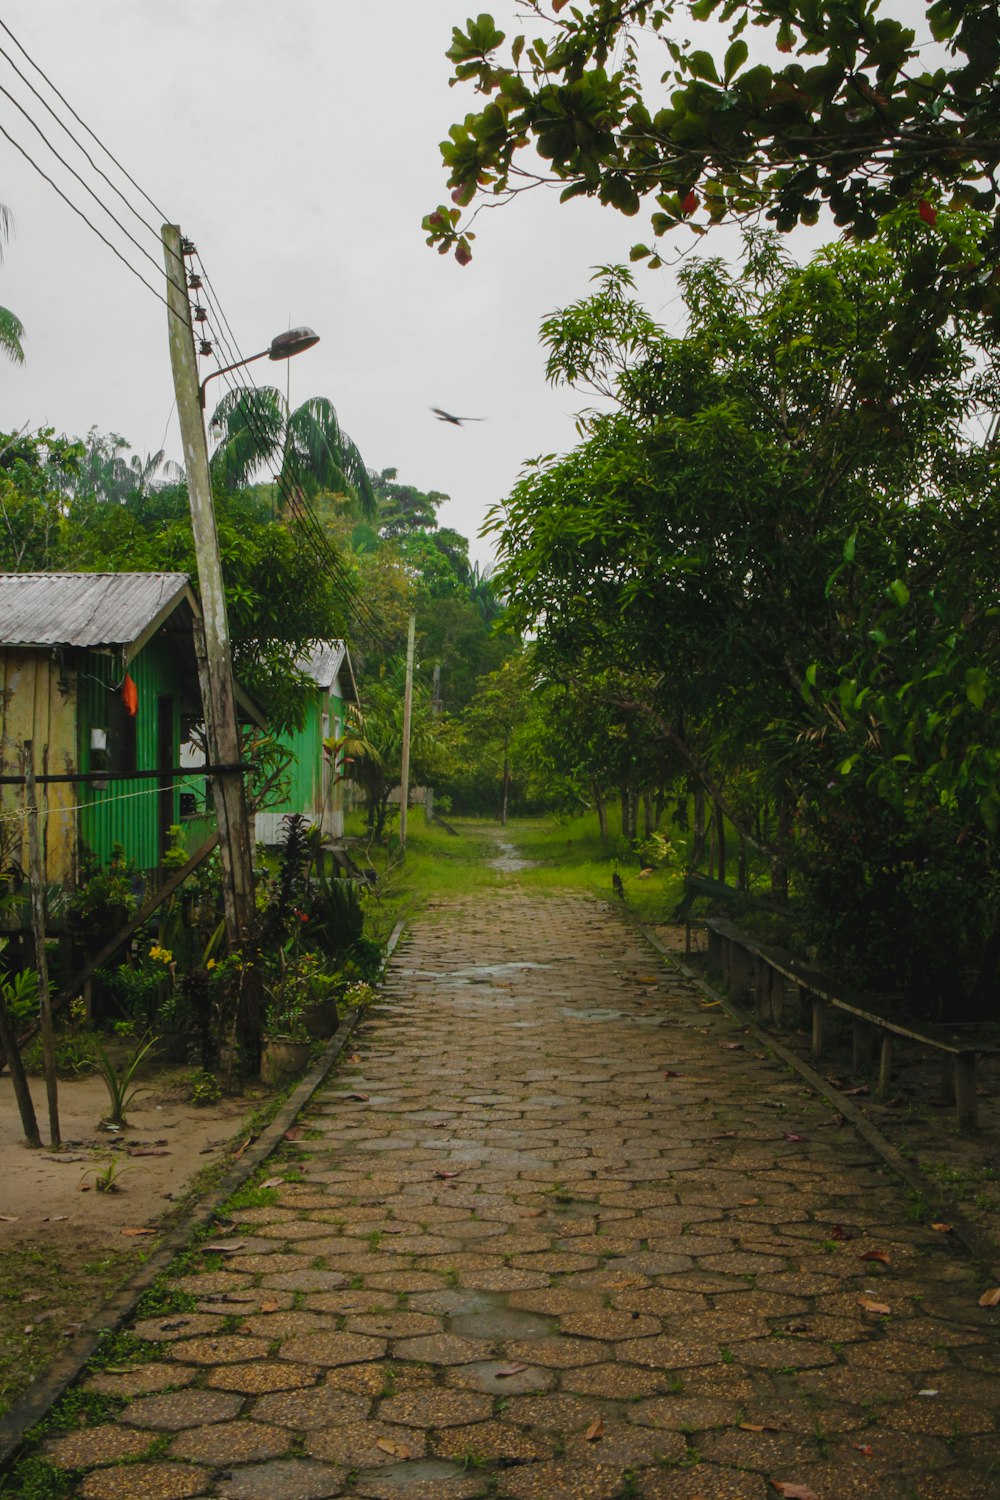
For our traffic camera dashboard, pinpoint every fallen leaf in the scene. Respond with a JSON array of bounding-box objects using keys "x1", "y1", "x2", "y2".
[
  {"x1": 120, "y1": 1227, "x2": 156, "y2": 1237},
  {"x1": 376, "y1": 1438, "x2": 410, "y2": 1458},
  {"x1": 931, "y1": 1222, "x2": 953, "y2": 1234},
  {"x1": 260, "y1": 1177, "x2": 284, "y2": 1190},
  {"x1": 918, "y1": 1388, "x2": 939, "y2": 1397},
  {"x1": 495, "y1": 1362, "x2": 530, "y2": 1377},
  {"x1": 260, "y1": 1300, "x2": 280, "y2": 1313},
  {"x1": 585, "y1": 1417, "x2": 605, "y2": 1441},
  {"x1": 348, "y1": 1054, "x2": 361, "y2": 1063},
  {"x1": 771, "y1": 1483, "x2": 819, "y2": 1500},
  {"x1": 233, "y1": 1135, "x2": 257, "y2": 1157},
  {"x1": 978, "y1": 1287, "x2": 1000, "y2": 1308},
  {"x1": 42, "y1": 1153, "x2": 86, "y2": 1163},
  {"x1": 43, "y1": 1216, "x2": 68, "y2": 1223},
  {"x1": 203, "y1": 1240, "x2": 246, "y2": 1254},
  {"x1": 831, "y1": 1112, "x2": 846, "y2": 1128},
  {"x1": 127, "y1": 1148, "x2": 170, "y2": 1157},
  {"x1": 636, "y1": 973, "x2": 659, "y2": 982},
  {"x1": 858, "y1": 1297, "x2": 891, "y2": 1315},
  {"x1": 23, "y1": 1293, "x2": 43, "y2": 1303},
  {"x1": 842, "y1": 1084, "x2": 869, "y2": 1096},
  {"x1": 859, "y1": 1250, "x2": 891, "y2": 1265},
  {"x1": 434, "y1": 1169, "x2": 462, "y2": 1180},
  {"x1": 23, "y1": 1324, "x2": 34, "y2": 1333},
  {"x1": 830, "y1": 1224, "x2": 854, "y2": 1241},
  {"x1": 740, "y1": 1423, "x2": 766, "y2": 1432},
  {"x1": 284, "y1": 1126, "x2": 304, "y2": 1141},
  {"x1": 720, "y1": 1042, "x2": 744, "y2": 1051},
  {"x1": 852, "y1": 1443, "x2": 874, "y2": 1456},
  {"x1": 0, "y1": 1214, "x2": 20, "y2": 1222},
  {"x1": 344, "y1": 1093, "x2": 370, "y2": 1102},
  {"x1": 783, "y1": 1132, "x2": 808, "y2": 1142}
]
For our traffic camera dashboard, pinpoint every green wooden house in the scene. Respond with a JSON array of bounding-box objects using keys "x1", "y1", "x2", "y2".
[
  {"x1": 255, "y1": 640, "x2": 359, "y2": 845},
  {"x1": 0, "y1": 572, "x2": 260, "y2": 892}
]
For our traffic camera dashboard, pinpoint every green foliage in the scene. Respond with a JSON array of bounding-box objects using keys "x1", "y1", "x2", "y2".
[
  {"x1": 93, "y1": 1034, "x2": 156, "y2": 1127},
  {"x1": 65, "y1": 845, "x2": 141, "y2": 934},
  {"x1": 427, "y1": 0, "x2": 1000, "y2": 294}
]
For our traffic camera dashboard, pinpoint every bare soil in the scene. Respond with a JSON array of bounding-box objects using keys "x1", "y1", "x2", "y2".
[{"x1": 0, "y1": 1064, "x2": 269, "y2": 1415}]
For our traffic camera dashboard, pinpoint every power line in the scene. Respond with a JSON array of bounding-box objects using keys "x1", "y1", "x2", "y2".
[
  {"x1": 0, "y1": 38, "x2": 162, "y2": 242},
  {"x1": 0, "y1": 16, "x2": 170, "y2": 225},
  {"x1": 0, "y1": 121, "x2": 175, "y2": 319},
  {"x1": 0, "y1": 78, "x2": 166, "y2": 279}
]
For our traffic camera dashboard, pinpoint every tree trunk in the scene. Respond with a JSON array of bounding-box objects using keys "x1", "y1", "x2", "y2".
[
  {"x1": 593, "y1": 783, "x2": 608, "y2": 848},
  {"x1": 694, "y1": 788, "x2": 705, "y2": 870},
  {"x1": 716, "y1": 804, "x2": 727, "y2": 885},
  {"x1": 738, "y1": 836, "x2": 748, "y2": 893},
  {"x1": 620, "y1": 785, "x2": 630, "y2": 842},
  {"x1": 642, "y1": 791, "x2": 654, "y2": 839}
]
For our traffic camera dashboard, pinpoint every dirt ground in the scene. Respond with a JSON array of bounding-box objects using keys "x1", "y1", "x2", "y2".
[{"x1": 0, "y1": 1064, "x2": 267, "y2": 1415}]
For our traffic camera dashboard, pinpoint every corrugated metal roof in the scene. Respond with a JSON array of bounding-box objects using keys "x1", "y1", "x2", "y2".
[
  {"x1": 0, "y1": 572, "x2": 194, "y2": 648},
  {"x1": 296, "y1": 640, "x2": 359, "y2": 704}
]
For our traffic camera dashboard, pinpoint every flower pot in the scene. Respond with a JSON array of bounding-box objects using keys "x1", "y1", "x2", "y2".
[{"x1": 260, "y1": 1035, "x2": 312, "y2": 1085}]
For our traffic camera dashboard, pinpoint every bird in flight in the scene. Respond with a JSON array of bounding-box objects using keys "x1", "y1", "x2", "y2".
[{"x1": 432, "y1": 407, "x2": 486, "y2": 427}]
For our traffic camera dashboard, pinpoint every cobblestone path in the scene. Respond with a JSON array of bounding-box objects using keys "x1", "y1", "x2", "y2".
[{"x1": 48, "y1": 889, "x2": 999, "y2": 1499}]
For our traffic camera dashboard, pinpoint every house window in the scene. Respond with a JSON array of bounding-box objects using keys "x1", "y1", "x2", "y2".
[{"x1": 107, "y1": 685, "x2": 137, "y2": 777}]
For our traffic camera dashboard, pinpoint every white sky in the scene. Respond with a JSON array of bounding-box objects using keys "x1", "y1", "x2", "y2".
[{"x1": 0, "y1": 1, "x2": 836, "y2": 566}]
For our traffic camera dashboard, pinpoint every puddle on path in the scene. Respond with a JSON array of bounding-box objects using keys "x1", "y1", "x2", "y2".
[{"x1": 490, "y1": 838, "x2": 539, "y2": 872}]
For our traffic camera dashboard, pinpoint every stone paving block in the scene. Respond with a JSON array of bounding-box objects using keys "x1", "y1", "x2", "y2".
[
  {"x1": 132, "y1": 1314, "x2": 225, "y2": 1343},
  {"x1": 213, "y1": 1458, "x2": 346, "y2": 1499},
  {"x1": 78, "y1": 1462, "x2": 210, "y2": 1499},
  {"x1": 349, "y1": 1460, "x2": 486, "y2": 1499},
  {"x1": 497, "y1": 1459, "x2": 634, "y2": 1499},
  {"x1": 205, "y1": 1361, "x2": 321, "y2": 1393},
  {"x1": 305, "y1": 1420, "x2": 427, "y2": 1466},
  {"x1": 632, "y1": 1462, "x2": 772, "y2": 1498},
  {"x1": 43, "y1": 1425, "x2": 155, "y2": 1468},
  {"x1": 378, "y1": 1389, "x2": 494, "y2": 1427},
  {"x1": 169, "y1": 1419, "x2": 291, "y2": 1464},
  {"x1": 166, "y1": 1334, "x2": 271, "y2": 1365},
  {"x1": 429, "y1": 1417, "x2": 557, "y2": 1462},
  {"x1": 252, "y1": 1385, "x2": 370, "y2": 1429},
  {"x1": 444, "y1": 1359, "x2": 557, "y2": 1395},
  {"x1": 117, "y1": 1388, "x2": 243, "y2": 1429},
  {"x1": 84, "y1": 1362, "x2": 198, "y2": 1398}
]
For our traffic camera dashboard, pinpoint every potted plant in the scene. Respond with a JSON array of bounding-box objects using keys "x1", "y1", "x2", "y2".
[{"x1": 260, "y1": 973, "x2": 314, "y2": 1085}]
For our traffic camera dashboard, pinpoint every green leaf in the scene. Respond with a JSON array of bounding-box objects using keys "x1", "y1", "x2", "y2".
[
  {"x1": 889, "y1": 578, "x2": 910, "y2": 607},
  {"x1": 843, "y1": 528, "x2": 857, "y2": 563},
  {"x1": 966, "y1": 667, "x2": 988, "y2": 710},
  {"x1": 724, "y1": 39, "x2": 748, "y2": 83}
]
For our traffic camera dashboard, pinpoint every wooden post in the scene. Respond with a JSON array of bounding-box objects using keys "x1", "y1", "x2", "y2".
[
  {"x1": 162, "y1": 225, "x2": 261, "y2": 1063},
  {"x1": 877, "y1": 1034, "x2": 893, "y2": 1099},
  {"x1": 810, "y1": 994, "x2": 824, "y2": 1060},
  {"x1": 23, "y1": 741, "x2": 60, "y2": 1148},
  {"x1": 0, "y1": 984, "x2": 41, "y2": 1148},
  {"x1": 398, "y1": 611, "x2": 415, "y2": 851},
  {"x1": 955, "y1": 1053, "x2": 978, "y2": 1131}
]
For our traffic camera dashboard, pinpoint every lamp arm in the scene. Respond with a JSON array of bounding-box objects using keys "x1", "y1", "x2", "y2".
[{"x1": 198, "y1": 347, "x2": 269, "y2": 410}]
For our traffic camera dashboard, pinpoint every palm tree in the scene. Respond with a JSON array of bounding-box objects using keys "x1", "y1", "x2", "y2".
[
  {"x1": 210, "y1": 387, "x2": 375, "y2": 518},
  {"x1": 0, "y1": 205, "x2": 25, "y2": 365}
]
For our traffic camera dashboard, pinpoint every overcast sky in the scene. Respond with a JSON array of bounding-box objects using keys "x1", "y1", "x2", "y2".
[
  {"x1": 0, "y1": 2, "x2": 639, "y2": 565},
  {"x1": 0, "y1": 1, "x2": 832, "y2": 567}
]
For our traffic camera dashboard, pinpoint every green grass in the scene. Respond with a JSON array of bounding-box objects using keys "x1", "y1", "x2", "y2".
[{"x1": 349, "y1": 808, "x2": 689, "y2": 931}]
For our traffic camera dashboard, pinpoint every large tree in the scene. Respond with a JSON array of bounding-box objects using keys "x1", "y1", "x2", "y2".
[
  {"x1": 488, "y1": 215, "x2": 1000, "y2": 1011},
  {"x1": 425, "y1": 0, "x2": 1000, "y2": 298}
]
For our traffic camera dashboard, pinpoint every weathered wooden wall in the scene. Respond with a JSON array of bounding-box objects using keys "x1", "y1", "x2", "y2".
[{"x1": 0, "y1": 649, "x2": 78, "y2": 886}]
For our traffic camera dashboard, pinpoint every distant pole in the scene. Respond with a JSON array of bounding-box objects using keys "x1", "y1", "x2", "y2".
[
  {"x1": 399, "y1": 612, "x2": 416, "y2": 851},
  {"x1": 161, "y1": 224, "x2": 262, "y2": 1065},
  {"x1": 23, "y1": 741, "x2": 59, "y2": 1149},
  {"x1": 425, "y1": 662, "x2": 441, "y2": 824}
]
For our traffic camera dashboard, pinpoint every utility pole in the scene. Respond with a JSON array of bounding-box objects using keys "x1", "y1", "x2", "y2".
[
  {"x1": 398, "y1": 612, "x2": 416, "y2": 851},
  {"x1": 424, "y1": 661, "x2": 441, "y2": 824},
  {"x1": 161, "y1": 225, "x2": 262, "y2": 1063}
]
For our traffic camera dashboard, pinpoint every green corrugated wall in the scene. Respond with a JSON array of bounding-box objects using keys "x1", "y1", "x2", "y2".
[{"x1": 77, "y1": 639, "x2": 181, "y2": 874}]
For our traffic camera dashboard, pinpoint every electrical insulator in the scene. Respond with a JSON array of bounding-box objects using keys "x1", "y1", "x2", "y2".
[
  {"x1": 181, "y1": 238, "x2": 196, "y2": 256},
  {"x1": 199, "y1": 340, "x2": 214, "y2": 357},
  {"x1": 187, "y1": 273, "x2": 203, "y2": 290},
  {"x1": 193, "y1": 304, "x2": 208, "y2": 323}
]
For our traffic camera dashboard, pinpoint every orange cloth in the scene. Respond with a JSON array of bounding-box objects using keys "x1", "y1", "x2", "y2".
[{"x1": 121, "y1": 672, "x2": 138, "y2": 717}]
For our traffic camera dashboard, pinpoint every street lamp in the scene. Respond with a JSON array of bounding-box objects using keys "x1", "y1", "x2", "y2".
[{"x1": 198, "y1": 326, "x2": 321, "y2": 409}]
